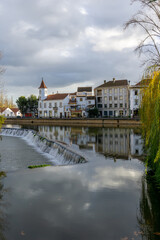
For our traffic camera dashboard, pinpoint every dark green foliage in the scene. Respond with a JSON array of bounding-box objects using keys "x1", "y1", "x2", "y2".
[
  {"x1": 88, "y1": 107, "x2": 99, "y2": 118},
  {"x1": 16, "y1": 95, "x2": 38, "y2": 116}
]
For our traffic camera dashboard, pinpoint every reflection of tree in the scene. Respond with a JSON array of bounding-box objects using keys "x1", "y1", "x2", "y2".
[{"x1": 138, "y1": 175, "x2": 160, "y2": 240}]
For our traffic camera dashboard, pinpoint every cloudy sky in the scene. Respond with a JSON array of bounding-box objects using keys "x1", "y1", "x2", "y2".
[{"x1": 0, "y1": 0, "x2": 144, "y2": 102}]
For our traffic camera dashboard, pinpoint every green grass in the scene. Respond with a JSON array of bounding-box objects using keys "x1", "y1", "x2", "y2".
[{"x1": 28, "y1": 164, "x2": 51, "y2": 169}]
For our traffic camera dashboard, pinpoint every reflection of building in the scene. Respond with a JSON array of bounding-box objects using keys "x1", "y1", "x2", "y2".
[
  {"x1": 38, "y1": 126, "x2": 144, "y2": 160},
  {"x1": 130, "y1": 130, "x2": 144, "y2": 157},
  {"x1": 95, "y1": 78, "x2": 130, "y2": 117},
  {"x1": 95, "y1": 128, "x2": 131, "y2": 159}
]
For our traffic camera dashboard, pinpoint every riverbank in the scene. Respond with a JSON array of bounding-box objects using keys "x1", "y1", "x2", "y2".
[{"x1": 3, "y1": 118, "x2": 141, "y2": 127}]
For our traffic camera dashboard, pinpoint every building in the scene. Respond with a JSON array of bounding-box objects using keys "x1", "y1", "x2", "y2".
[
  {"x1": 130, "y1": 78, "x2": 150, "y2": 117},
  {"x1": 0, "y1": 107, "x2": 21, "y2": 117},
  {"x1": 68, "y1": 87, "x2": 95, "y2": 117},
  {"x1": 38, "y1": 80, "x2": 70, "y2": 118},
  {"x1": 95, "y1": 78, "x2": 130, "y2": 117},
  {"x1": 38, "y1": 79, "x2": 95, "y2": 118}
]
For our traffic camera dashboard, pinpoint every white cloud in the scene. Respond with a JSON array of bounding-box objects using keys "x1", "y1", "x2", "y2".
[
  {"x1": 85, "y1": 27, "x2": 139, "y2": 52},
  {"x1": 79, "y1": 7, "x2": 88, "y2": 15}
]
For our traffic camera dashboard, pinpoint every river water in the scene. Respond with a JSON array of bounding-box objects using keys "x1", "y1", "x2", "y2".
[{"x1": 0, "y1": 125, "x2": 160, "y2": 240}]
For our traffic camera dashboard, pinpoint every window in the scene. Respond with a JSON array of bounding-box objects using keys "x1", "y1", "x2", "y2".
[
  {"x1": 135, "y1": 90, "x2": 138, "y2": 95},
  {"x1": 109, "y1": 89, "x2": 112, "y2": 94},
  {"x1": 120, "y1": 103, "x2": 123, "y2": 108},
  {"x1": 114, "y1": 88, "x2": 117, "y2": 94},
  {"x1": 39, "y1": 90, "x2": 41, "y2": 95},
  {"x1": 109, "y1": 111, "x2": 113, "y2": 116},
  {"x1": 80, "y1": 98, "x2": 83, "y2": 101},
  {"x1": 104, "y1": 111, "x2": 107, "y2": 116},
  {"x1": 49, "y1": 103, "x2": 52, "y2": 108},
  {"x1": 104, "y1": 89, "x2": 107, "y2": 94},
  {"x1": 120, "y1": 88, "x2": 123, "y2": 94},
  {"x1": 114, "y1": 104, "x2": 117, "y2": 108},
  {"x1": 59, "y1": 102, "x2": 62, "y2": 108},
  {"x1": 109, "y1": 96, "x2": 112, "y2": 101},
  {"x1": 44, "y1": 103, "x2": 46, "y2": 108},
  {"x1": 119, "y1": 96, "x2": 123, "y2": 100},
  {"x1": 125, "y1": 103, "x2": 127, "y2": 108},
  {"x1": 114, "y1": 96, "x2": 117, "y2": 100},
  {"x1": 104, "y1": 104, "x2": 107, "y2": 108},
  {"x1": 119, "y1": 110, "x2": 123, "y2": 116},
  {"x1": 104, "y1": 96, "x2": 107, "y2": 103},
  {"x1": 88, "y1": 101, "x2": 91, "y2": 104},
  {"x1": 109, "y1": 104, "x2": 112, "y2": 108},
  {"x1": 97, "y1": 89, "x2": 102, "y2": 95},
  {"x1": 135, "y1": 99, "x2": 138, "y2": 105},
  {"x1": 55, "y1": 102, "x2": 57, "y2": 107},
  {"x1": 40, "y1": 102, "x2": 42, "y2": 108},
  {"x1": 98, "y1": 104, "x2": 102, "y2": 108}
]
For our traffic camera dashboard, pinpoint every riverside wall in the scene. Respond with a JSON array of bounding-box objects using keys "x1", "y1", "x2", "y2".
[{"x1": 3, "y1": 118, "x2": 141, "y2": 128}]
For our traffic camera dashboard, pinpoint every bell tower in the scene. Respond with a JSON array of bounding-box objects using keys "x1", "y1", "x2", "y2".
[{"x1": 39, "y1": 78, "x2": 47, "y2": 100}]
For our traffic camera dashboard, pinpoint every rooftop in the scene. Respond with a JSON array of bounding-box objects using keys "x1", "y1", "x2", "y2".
[
  {"x1": 95, "y1": 79, "x2": 129, "y2": 89},
  {"x1": 44, "y1": 93, "x2": 68, "y2": 101},
  {"x1": 39, "y1": 79, "x2": 47, "y2": 89},
  {"x1": 77, "y1": 87, "x2": 92, "y2": 92}
]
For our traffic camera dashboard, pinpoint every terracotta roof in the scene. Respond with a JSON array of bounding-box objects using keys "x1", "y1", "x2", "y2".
[
  {"x1": 10, "y1": 108, "x2": 20, "y2": 114},
  {"x1": 135, "y1": 78, "x2": 151, "y2": 87},
  {"x1": 0, "y1": 107, "x2": 7, "y2": 113},
  {"x1": 95, "y1": 79, "x2": 129, "y2": 89},
  {"x1": 44, "y1": 93, "x2": 68, "y2": 101},
  {"x1": 39, "y1": 79, "x2": 47, "y2": 89},
  {"x1": 70, "y1": 92, "x2": 77, "y2": 95},
  {"x1": 77, "y1": 87, "x2": 92, "y2": 92}
]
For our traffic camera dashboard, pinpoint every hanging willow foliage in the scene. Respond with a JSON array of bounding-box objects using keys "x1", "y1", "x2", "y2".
[{"x1": 140, "y1": 71, "x2": 160, "y2": 186}]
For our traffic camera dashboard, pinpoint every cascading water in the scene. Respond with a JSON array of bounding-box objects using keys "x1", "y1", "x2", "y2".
[{"x1": 0, "y1": 128, "x2": 86, "y2": 165}]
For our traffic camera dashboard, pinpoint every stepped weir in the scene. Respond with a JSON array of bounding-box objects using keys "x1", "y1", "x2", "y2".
[{"x1": 0, "y1": 128, "x2": 86, "y2": 165}]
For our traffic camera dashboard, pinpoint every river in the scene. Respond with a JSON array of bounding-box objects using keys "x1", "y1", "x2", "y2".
[{"x1": 0, "y1": 125, "x2": 159, "y2": 240}]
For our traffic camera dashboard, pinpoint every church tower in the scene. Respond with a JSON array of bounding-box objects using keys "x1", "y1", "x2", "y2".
[{"x1": 39, "y1": 78, "x2": 47, "y2": 100}]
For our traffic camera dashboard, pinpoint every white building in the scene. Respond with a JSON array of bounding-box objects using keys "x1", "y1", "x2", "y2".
[
  {"x1": 69, "y1": 87, "x2": 95, "y2": 117},
  {"x1": 38, "y1": 80, "x2": 95, "y2": 118},
  {"x1": 0, "y1": 107, "x2": 21, "y2": 117},
  {"x1": 38, "y1": 80, "x2": 70, "y2": 118},
  {"x1": 130, "y1": 78, "x2": 150, "y2": 117}
]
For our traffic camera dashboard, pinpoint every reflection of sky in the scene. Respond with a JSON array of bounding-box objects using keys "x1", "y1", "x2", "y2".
[{"x1": 3, "y1": 160, "x2": 144, "y2": 240}]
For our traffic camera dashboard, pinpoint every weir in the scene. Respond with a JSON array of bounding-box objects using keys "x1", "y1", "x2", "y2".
[{"x1": 0, "y1": 128, "x2": 86, "y2": 165}]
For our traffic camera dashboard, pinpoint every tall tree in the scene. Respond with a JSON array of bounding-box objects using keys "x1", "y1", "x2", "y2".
[
  {"x1": 16, "y1": 96, "x2": 28, "y2": 116},
  {"x1": 124, "y1": 0, "x2": 160, "y2": 68},
  {"x1": 27, "y1": 95, "x2": 38, "y2": 116}
]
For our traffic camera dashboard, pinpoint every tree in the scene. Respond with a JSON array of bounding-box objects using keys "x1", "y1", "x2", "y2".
[
  {"x1": 27, "y1": 95, "x2": 38, "y2": 116},
  {"x1": 16, "y1": 96, "x2": 28, "y2": 116},
  {"x1": 124, "y1": 0, "x2": 160, "y2": 68},
  {"x1": 88, "y1": 107, "x2": 99, "y2": 118},
  {"x1": 140, "y1": 71, "x2": 160, "y2": 186},
  {"x1": 16, "y1": 95, "x2": 38, "y2": 116}
]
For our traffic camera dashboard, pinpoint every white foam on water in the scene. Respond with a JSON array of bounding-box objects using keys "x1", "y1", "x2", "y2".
[{"x1": 0, "y1": 128, "x2": 86, "y2": 166}]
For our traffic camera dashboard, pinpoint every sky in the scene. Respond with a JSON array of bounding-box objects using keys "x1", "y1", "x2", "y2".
[{"x1": 0, "y1": 0, "x2": 144, "y2": 102}]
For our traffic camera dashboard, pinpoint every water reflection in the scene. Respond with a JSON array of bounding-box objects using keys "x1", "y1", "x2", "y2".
[
  {"x1": 0, "y1": 170, "x2": 7, "y2": 240},
  {"x1": 138, "y1": 176, "x2": 160, "y2": 240},
  {"x1": 37, "y1": 126, "x2": 144, "y2": 160}
]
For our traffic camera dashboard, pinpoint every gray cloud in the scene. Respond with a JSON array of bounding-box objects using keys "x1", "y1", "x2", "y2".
[{"x1": 0, "y1": 0, "x2": 142, "y2": 101}]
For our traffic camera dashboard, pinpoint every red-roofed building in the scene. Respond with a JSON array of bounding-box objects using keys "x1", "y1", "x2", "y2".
[
  {"x1": 38, "y1": 79, "x2": 95, "y2": 118},
  {"x1": 0, "y1": 107, "x2": 21, "y2": 117}
]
